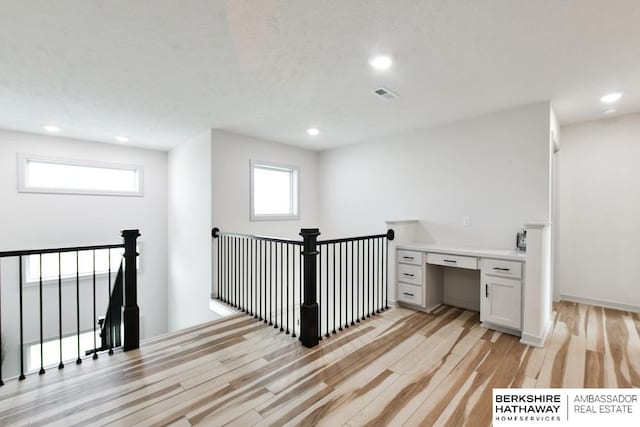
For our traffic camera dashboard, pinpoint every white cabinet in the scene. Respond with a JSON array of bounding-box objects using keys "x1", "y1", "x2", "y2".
[
  {"x1": 480, "y1": 274, "x2": 522, "y2": 331},
  {"x1": 396, "y1": 250, "x2": 425, "y2": 308},
  {"x1": 395, "y1": 245, "x2": 524, "y2": 336}
]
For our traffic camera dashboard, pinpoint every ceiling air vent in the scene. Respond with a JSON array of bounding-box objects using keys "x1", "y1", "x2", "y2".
[{"x1": 373, "y1": 87, "x2": 399, "y2": 100}]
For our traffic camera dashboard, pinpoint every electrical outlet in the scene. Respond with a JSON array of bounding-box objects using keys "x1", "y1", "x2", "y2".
[{"x1": 463, "y1": 216, "x2": 472, "y2": 227}]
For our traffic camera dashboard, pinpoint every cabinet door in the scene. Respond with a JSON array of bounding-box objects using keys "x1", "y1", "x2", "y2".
[{"x1": 480, "y1": 275, "x2": 521, "y2": 331}]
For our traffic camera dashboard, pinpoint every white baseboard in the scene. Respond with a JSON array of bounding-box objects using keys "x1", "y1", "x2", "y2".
[
  {"x1": 560, "y1": 294, "x2": 640, "y2": 313},
  {"x1": 520, "y1": 318, "x2": 553, "y2": 348}
]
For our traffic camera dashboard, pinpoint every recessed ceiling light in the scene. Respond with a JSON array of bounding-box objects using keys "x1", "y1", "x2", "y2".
[
  {"x1": 600, "y1": 92, "x2": 622, "y2": 104},
  {"x1": 307, "y1": 128, "x2": 319, "y2": 136},
  {"x1": 369, "y1": 55, "x2": 393, "y2": 71},
  {"x1": 43, "y1": 125, "x2": 60, "y2": 133},
  {"x1": 115, "y1": 136, "x2": 129, "y2": 143},
  {"x1": 603, "y1": 108, "x2": 617, "y2": 115}
]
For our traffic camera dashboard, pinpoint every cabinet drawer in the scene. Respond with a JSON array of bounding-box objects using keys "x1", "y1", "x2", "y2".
[
  {"x1": 426, "y1": 253, "x2": 477, "y2": 270},
  {"x1": 398, "y1": 283, "x2": 423, "y2": 305},
  {"x1": 397, "y1": 250, "x2": 423, "y2": 265},
  {"x1": 398, "y1": 263, "x2": 422, "y2": 285},
  {"x1": 481, "y1": 258, "x2": 522, "y2": 279}
]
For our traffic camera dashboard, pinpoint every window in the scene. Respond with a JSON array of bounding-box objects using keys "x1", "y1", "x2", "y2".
[
  {"x1": 26, "y1": 330, "x2": 103, "y2": 372},
  {"x1": 25, "y1": 249, "x2": 125, "y2": 284},
  {"x1": 250, "y1": 160, "x2": 299, "y2": 220},
  {"x1": 18, "y1": 154, "x2": 143, "y2": 196}
]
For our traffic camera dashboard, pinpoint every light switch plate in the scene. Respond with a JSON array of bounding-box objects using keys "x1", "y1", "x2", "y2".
[{"x1": 463, "y1": 216, "x2": 472, "y2": 227}]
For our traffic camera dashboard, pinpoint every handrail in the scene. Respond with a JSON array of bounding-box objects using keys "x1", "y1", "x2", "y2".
[
  {"x1": 212, "y1": 226, "x2": 395, "y2": 348},
  {"x1": 0, "y1": 243, "x2": 125, "y2": 258},
  {"x1": 212, "y1": 228, "x2": 302, "y2": 245},
  {"x1": 0, "y1": 229, "x2": 140, "y2": 385},
  {"x1": 317, "y1": 230, "x2": 395, "y2": 245}
]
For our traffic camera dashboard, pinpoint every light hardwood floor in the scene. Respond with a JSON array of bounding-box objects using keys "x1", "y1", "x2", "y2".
[{"x1": 0, "y1": 301, "x2": 638, "y2": 426}]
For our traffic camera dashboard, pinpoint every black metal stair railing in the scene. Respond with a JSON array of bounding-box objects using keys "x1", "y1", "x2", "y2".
[
  {"x1": 212, "y1": 227, "x2": 394, "y2": 348},
  {"x1": 0, "y1": 229, "x2": 140, "y2": 385},
  {"x1": 212, "y1": 229, "x2": 303, "y2": 338}
]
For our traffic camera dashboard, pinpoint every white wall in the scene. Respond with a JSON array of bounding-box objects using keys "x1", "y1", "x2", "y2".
[
  {"x1": 0, "y1": 129, "x2": 168, "y2": 377},
  {"x1": 318, "y1": 101, "x2": 552, "y2": 245},
  {"x1": 556, "y1": 114, "x2": 640, "y2": 311},
  {"x1": 167, "y1": 131, "x2": 218, "y2": 331},
  {"x1": 211, "y1": 130, "x2": 320, "y2": 240}
]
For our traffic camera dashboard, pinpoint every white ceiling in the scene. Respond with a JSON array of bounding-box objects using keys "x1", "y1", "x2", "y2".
[{"x1": 1, "y1": 0, "x2": 639, "y2": 151}]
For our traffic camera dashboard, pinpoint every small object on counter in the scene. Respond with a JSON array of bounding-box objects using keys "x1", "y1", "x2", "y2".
[{"x1": 516, "y1": 230, "x2": 527, "y2": 251}]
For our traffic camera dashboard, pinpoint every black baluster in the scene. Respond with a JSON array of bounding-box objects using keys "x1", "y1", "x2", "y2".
[
  {"x1": 108, "y1": 249, "x2": 113, "y2": 355},
  {"x1": 39, "y1": 254, "x2": 45, "y2": 375},
  {"x1": 373, "y1": 239, "x2": 378, "y2": 314},
  {"x1": 292, "y1": 244, "x2": 296, "y2": 338},
  {"x1": 338, "y1": 242, "x2": 343, "y2": 331},
  {"x1": 286, "y1": 243, "x2": 290, "y2": 334},
  {"x1": 356, "y1": 241, "x2": 361, "y2": 322},
  {"x1": 264, "y1": 240, "x2": 268, "y2": 324},
  {"x1": 298, "y1": 244, "x2": 303, "y2": 342},
  {"x1": 279, "y1": 242, "x2": 283, "y2": 331},
  {"x1": 325, "y1": 244, "x2": 329, "y2": 338},
  {"x1": 261, "y1": 240, "x2": 265, "y2": 322},
  {"x1": 367, "y1": 239, "x2": 371, "y2": 318},
  {"x1": 234, "y1": 237, "x2": 236, "y2": 306},
  {"x1": 384, "y1": 237, "x2": 389, "y2": 309},
  {"x1": 92, "y1": 250, "x2": 98, "y2": 359},
  {"x1": 0, "y1": 260, "x2": 2, "y2": 385},
  {"x1": 234, "y1": 237, "x2": 237, "y2": 308},
  {"x1": 274, "y1": 241, "x2": 278, "y2": 328},
  {"x1": 317, "y1": 246, "x2": 322, "y2": 340},
  {"x1": 362, "y1": 240, "x2": 367, "y2": 320},
  {"x1": 18, "y1": 256, "x2": 25, "y2": 380},
  {"x1": 257, "y1": 240, "x2": 262, "y2": 320},
  {"x1": 249, "y1": 239, "x2": 253, "y2": 316},
  {"x1": 378, "y1": 237, "x2": 383, "y2": 312},
  {"x1": 344, "y1": 241, "x2": 350, "y2": 329},
  {"x1": 225, "y1": 237, "x2": 229, "y2": 304},
  {"x1": 332, "y1": 243, "x2": 336, "y2": 334},
  {"x1": 240, "y1": 238, "x2": 243, "y2": 311},
  {"x1": 351, "y1": 241, "x2": 355, "y2": 326},
  {"x1": 245, "y1": 239, "x2": 249, "y2": 313},
  {"x1": 76, "y1": 252, "x2": 82, "y2": 364},
  {"x1": 58, "y1": 253, "x2": 65, "y2": 368},
  {"x1": 268, "y1": 242, "x2": 272, "y2": 326}
]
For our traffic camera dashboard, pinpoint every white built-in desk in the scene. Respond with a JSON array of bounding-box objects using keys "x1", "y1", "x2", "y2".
[{"x1": 395, "y1": 243, "x2": 526, "y2": 336}]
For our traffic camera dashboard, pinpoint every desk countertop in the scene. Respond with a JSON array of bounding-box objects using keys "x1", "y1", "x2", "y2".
[{"x1": 396, "y1": 243, "x2": 526, "y2": 262}]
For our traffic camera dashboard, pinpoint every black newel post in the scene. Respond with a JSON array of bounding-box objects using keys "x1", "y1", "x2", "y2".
[
  {"x1": 299, "y1": 228, "x2": 320, "y2": 348},
  {"x1": 122, "y1": 229, "x2": 141, "y2": 351}
]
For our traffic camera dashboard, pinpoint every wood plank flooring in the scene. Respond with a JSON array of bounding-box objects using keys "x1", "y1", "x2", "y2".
[{"x1": 0, "y1": 301, "x2": 638, "y2": 426}]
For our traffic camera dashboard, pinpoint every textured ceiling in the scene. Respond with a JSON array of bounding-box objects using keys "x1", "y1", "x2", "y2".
[{"x1": 1, "y1": 0, "x2": 639, "y2": 150}]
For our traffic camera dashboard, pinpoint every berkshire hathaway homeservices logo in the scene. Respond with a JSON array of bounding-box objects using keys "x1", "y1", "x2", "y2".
[{"x1": 493, "y1": 389, "x2": 640, "y2": 427}]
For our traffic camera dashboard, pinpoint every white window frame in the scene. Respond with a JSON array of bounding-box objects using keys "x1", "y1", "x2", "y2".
[
  {"x1": 17, "y1": 154, "x2": 144, "y2": 197},
  {"x1": 250, "y1": 160, "x2": 300, "y2": 221}
]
